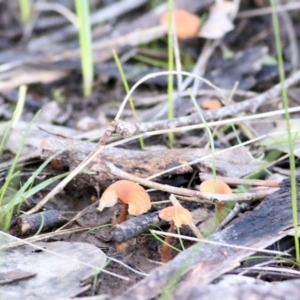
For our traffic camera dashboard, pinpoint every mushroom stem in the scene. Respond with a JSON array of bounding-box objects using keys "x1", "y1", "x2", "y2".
[
  {"x1": 216, "y1": 203, "x2": 224, "y2": 224},
  {"x1": 112, "y1": 212, "x2": 119, "y2": 226},
  {"x1": 119, "y1": 203, "x2": 129, "y2": 223},
  {"x1": 160, "y1": 220, "x2": 175, "y2": 263},
  {"x1": 115, "y1": 206, "x2": 130, "y2": 253}
]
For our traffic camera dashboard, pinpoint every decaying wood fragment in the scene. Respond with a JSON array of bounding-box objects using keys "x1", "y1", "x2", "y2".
[
  {"x1": 110, "y1": 211, "x2": 165, "y2": 243},
  {"x1": 41, "y1": 136, "x2": 266, "y2": 189},
  {"x1": 0, "y1": 270, "x2": 36, "y2": 285},
  {"x1": 114, "y1": 177, "x2": 300, "y2": 300},
  {"x1": 173, "y1": 279, "x2": 300, "y2": 300},
  {"x1": 10, "y1": 210, "x2": 67, "y2": 236}
]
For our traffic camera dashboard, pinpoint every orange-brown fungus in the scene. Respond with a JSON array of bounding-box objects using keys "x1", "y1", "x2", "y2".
[
  {"x1": 160, "y1": 9, "x2": 201, "y2": 40},
  {"x1": 98, "y1": 180, "x2": 151, "y2": 216},
  {"x1": 199, "y1": 179, "x2": 232, "y2": 194},
  {"x1": 201, "y1": 98, "x2": 222, "y2": 110},
  {"x1": 159, "y1": 206, "x2": 193, "y2": 228}
]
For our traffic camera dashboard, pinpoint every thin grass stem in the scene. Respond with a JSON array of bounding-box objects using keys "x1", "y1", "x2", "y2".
[
  {"x1": 74, "y1": 0, "x2": 94, "y2": 97},
  {"x1": 112, "y1": 50, "x2": 144, "y2": 149},
  {"x1": 167, "y1": 0, "x2": 174, "y2": 144},
  {"x1": 19, "y1": 0, "x2": 31, "y2": 23},
  {"x1": 270, "y1": 0, "x2": 299, "y2": 264}
]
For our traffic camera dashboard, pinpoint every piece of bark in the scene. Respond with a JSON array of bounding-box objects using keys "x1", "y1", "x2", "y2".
[
  {"x1": 173, "y1": 279, "x2": 300, "y2": 300},
  {"x1": 10, "y1": 210, "x2": 67, "y2": 236},
  {"x1": 114, "y1": 177, "x2": 300, "y2": 300},
  {"x1": 110, "y1": 211, "x2": 167, "y2": 243},
  {"x1": 0, "y1": 269, "x2": 36, "y2": 285},
  {"x1": 40, "y1": 136, "x2": 265, "y2": 189}
]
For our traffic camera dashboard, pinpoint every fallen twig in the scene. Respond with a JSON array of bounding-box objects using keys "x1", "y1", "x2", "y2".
[
  {"x1": 110, "y1": 211, "x2": 163, "y2": 243},
  {"x1": 106, "y1": 162, "x2": 273, "y2": 203},
  {"x1": 199, "y1": 173, "x2": 281, "y2": 188},
  {"x1": 108, "y1": 70, "x2": 300, "y2": 138},
  {"x1": 10, "y1": 210, "x2": 67, "y2": 236}
]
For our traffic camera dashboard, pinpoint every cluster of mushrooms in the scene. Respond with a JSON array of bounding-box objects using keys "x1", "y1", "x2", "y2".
[{"x1": 98, "y1": 179, "x2": 232, "y2": 262}]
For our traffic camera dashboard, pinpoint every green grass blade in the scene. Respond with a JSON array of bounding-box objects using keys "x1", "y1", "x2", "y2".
[
  {"x1": 19, "y1": 0, "x2": 31, "y2": 23},
  {"x1": 12, "y1": 85, "x2": 27, "y2": 129},
  {"x1": 189, "y1": 91, "x2": 232, "y2": 223},
  {"x1": 133, "y1": 54, "x2": 169, "y2": 69},
  {"x1": 75, "y1": 0, "x2": 94, "y2": 97},
  {"x1": 24, "y1": 172, "x2": 69, "y2": 199},
  {"x1": 112, "y1": 50, "x2": 144, "y2": 149},
  {"x1": 189, "y1": 92, "x2": 217, "y2": 182},
  {"x1": 0, "y1": 85, "x2": 27, "y2": 152},
  {"x1": 270, "y1": 0, "x2": 299, "y2": 263},
  {"x1": 0, "y1": 112, "x2": 40, "y2": 229},
  {"x1": 167, "y1": 0, "x2": 174, "y2": 145}
]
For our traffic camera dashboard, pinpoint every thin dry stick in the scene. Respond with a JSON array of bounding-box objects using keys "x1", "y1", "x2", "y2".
[
  {"x1": 199, "y1": 174, "x2": 281, "y2": 188},
  {"x1": 277, "y1": 0, "x2": 299, "y2": 70},
  {"x1": 217, "y1": 202, "x2": 249, "y2": 229},
  {"x1": 145, "y1": 129, "x2": 294, "y2": 181},
  {"x1": 134, "y1": 89, "x2": 258, "y2": 107},
  {"x1": 150, "y1": 231, "x2": 290, "y2": 256},
  {"x1": 24, "y1": 144, "x2": 106, "y2": 215},
  {"x1": 0, "y1": 227, "x2": 89, "y2": 250},
  {"x1": 56, "y1": 201, "x2": 100, "y2": 232},
  {"x1": 106, "y1": 162, "x2": 271, "y2": 203},
  {"x1": 113, "y1": 103, "x2": 300, "y2": 140},
  {"x1": 114, "y1": 71, "x2": 227, "y2": 121},
  {"x1": 169, "y1": 194, "x2": 203, "y2": 238},
  {"x1": 237, "y1": 2, "x2": 300, "y2": 18},
  {"x1": 191, "y1": 39, "x2": 222, "y2": 95},
  {"x1": 111, "y1": 70, "x2": 300, "y2": 138}
]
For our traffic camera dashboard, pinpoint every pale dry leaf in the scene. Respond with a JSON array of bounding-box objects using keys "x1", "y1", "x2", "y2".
[
  {"x1": 0, "y1": 241, "x2": 107, "y2": 300},
  {"x1": 199, "y1": 1, "x2": 236, "y2": 39},
  {"x1": 254, "y1": 119, "x2": 300, "y2": 158}
]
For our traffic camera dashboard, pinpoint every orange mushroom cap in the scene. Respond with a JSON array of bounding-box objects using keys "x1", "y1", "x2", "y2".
[
  {"x1": 201, "y1": 98, "x2": 222, "y2": 110},
  {"x1": 199, "y1": 179, "x2": 232, "y2": 194},
  {"x1": 160, "y1": 9, "x2": 201, "y2": 40},
  {"x1": 159, "y1": 206, "x2": 193, "y2": 228},
  {"x1": 98, "y1": 180, "x2": 151, "y2": 216}
]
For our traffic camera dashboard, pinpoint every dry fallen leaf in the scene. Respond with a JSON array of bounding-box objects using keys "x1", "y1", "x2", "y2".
[{"x1": 199, "y1": 1, "x2": 237, "y2": 39}]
